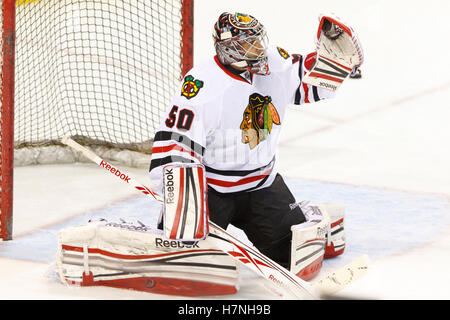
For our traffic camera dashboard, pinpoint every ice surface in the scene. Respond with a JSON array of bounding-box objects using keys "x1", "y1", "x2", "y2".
[{"x1": 1, "y1": 0, "x2": 450, "y2": 300}]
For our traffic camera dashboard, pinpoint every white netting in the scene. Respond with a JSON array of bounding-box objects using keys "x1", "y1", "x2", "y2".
[{"x1": 13, "y1": 0, "x2": 190, "y2": 167}]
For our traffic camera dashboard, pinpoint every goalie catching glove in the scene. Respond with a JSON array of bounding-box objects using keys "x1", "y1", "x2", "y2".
[
  {"x1": 303, "y1": 13, "x2": 364, "y2": 91},
  {"x1": 162, "y1": 164, "x2": 209, "y2": 241}
]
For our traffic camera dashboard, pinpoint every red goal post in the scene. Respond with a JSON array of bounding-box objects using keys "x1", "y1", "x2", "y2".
[
  {"x1": 0, "y1": 0, "x2": 194, "y2": 241},
  {"x1": 0, "y1": 0, "x2": 15, "y2": 241}
]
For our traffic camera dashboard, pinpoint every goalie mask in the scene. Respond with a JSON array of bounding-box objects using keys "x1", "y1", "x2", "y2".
[{"x1": 213, "y1": 12, "x2": 270, "y2": 75}]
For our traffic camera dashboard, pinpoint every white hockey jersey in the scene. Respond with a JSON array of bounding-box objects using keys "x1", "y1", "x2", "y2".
[{"x1": 149, "y1": 46, "x2": 334, "y2": 194}]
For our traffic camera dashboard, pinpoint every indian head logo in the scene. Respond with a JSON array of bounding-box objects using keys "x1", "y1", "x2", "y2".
[
  {"x1": 240, "y1": 93, "x2": 281, "y2": 149},
  {"x1": 181, "y1": 75, "x2": 204, "y2": 99}
]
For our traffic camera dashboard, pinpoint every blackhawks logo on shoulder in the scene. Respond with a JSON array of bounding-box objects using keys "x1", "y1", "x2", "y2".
[
  {"x1": 277, "y1": 47, "x2": 290, "y2": 59},
  {"x1": 181, "y1": 75, "x2": 204, "y2": 99}
]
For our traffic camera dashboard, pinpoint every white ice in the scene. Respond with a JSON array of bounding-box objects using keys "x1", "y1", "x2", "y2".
[{"x1": 1, "y1": 0, "x2": 450, "y2": 300}]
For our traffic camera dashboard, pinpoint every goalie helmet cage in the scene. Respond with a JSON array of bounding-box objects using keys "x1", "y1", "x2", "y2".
[{"x1": 0, "y1": 0, "x2": 194, "y2": 241}]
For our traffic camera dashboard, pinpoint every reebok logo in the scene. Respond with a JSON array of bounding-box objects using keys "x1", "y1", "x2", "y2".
[
  {"x1": 289, "y1": 202, "x2": 300, "y2": 210},
  {"x1": 105, "y1": 222, "x2": 151, "y2": 233},
  {"x1": 319, "y1": 82, "x2": 337, "y2": 91},
  {"x1": 155, "y1": 237, "x2": 199, "y2": 249},
  {"x1": 100, "y1": 160, "x2": 131, "y2": 183},
  {"x1": 269, "y1": 274, "x2": 283, "y2": 286},
  {"x1": 164, "y1": 168, "x2": 175, "y2": 204}
]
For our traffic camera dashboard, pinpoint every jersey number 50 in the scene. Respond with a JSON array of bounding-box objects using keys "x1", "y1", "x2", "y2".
[{"x1": 165, "y1": 105, "x2": 194, "y2": 131}]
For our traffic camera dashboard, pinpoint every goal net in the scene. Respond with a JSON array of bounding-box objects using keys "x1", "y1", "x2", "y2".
[
  {"x1": 0, "y1": 0, "x2": 194, "y2": 240},
  {"x1": 15, "y1": 0, "x2": 193, "y2": 165}
]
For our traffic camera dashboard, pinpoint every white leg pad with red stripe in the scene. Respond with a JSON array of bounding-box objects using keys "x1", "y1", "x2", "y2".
[
  {"x1": 322, "y1": 203, "x2": 346, "y2": 258},
  {"x1": 163, "y1": 164, "x2": 209, "y2": 241},
  {"x1": 290, "y1": 204, "x2": 330, "y2": 281},
  {"x1": 55, "y1": 219, "x2": 240, "y2": 297}
]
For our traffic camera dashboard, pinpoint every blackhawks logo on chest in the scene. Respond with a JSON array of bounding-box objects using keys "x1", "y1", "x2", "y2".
[{"x1": 240, "y1": 93, "x2": 281, "y2": 149}]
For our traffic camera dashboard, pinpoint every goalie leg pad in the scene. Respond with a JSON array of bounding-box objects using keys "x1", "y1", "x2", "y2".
[
  {"x1": 290, "y1": 204, "x2": 330, "y2": 281},
  {"x1": 56, "y1": 219, "x2": 239, "y2": 297},
  {"x1": 322, "y1": 203, "x2": 346, "y2": 258},
  {"x1": 163, "y1": 163, "x2": 209, "y2": 241}
]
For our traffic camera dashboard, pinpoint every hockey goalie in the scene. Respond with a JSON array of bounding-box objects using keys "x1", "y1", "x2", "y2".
[{"x1": 56, "y1": 12, "x2": 362, "y2": 297}]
